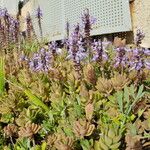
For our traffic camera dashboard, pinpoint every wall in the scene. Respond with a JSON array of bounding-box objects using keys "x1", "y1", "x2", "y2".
[
  {"x1": 2, "y1": 0, "x2": 150, "y2": 46},
  {"x1": 131, "y1": 0, "x2": 150, "y2": 48},
  {"x1": 21, "y1": 0, "x2": 65, "y2": 40},
  {"x1": 21, "y1": 0, "x2": 38, "y2": 32},
  {"x1": 21, "y1": 0, "x2": 132, "y2": 41},
  {"x1": 0, "y1": 0, "x2": 19, "y2": 15}
]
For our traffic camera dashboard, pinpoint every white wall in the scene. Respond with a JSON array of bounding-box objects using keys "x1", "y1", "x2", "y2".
[
  {"x1": 0, "y1": 0, "x2": 19, "y2": 15},
  {"x1": 21, "y1": 0, "x2": 132, "y2": 41}
]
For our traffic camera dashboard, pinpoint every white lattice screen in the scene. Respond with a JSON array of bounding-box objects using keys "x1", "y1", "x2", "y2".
[
  {"x1": 0, "y1": 0, "x2": 19, "y2": 15},
  {"x1": 22, "y1": 0, "x2": 132, "y2": 41},
  {"x1": 64, "y1": 0, "x2": 132, "y2": 36},
  {"x1": 29, "y1": 0, "x2": 65, "y2": 40}
]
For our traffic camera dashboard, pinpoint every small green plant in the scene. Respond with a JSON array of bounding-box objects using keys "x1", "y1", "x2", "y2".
[{"x1": 0, "y1": 57, "x2": 5, "y2": 95}]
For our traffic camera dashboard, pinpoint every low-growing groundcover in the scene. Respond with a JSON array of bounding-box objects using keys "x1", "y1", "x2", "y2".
[{"x1": 0, "y1": 7, "x2": 150, "y2": 150}]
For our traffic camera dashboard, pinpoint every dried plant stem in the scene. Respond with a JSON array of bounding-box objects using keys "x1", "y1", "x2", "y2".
[
  {"x1": 32, "y1": 139, "x2": 36, "y2": 147},
  {"x1": 10, "y1": 136, "x2": 15, "y2": 147}
]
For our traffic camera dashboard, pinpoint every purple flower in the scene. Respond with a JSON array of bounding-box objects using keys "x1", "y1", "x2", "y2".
[
  {"x1": 129, "y1": 48, "x2": 150, "y2": 71},
  {"x1": 114, "y1": 46, "x2": 128, "y2": 68},
  {"x1": 130, "y1": 60, "x2": 143, "y2": 71},
  {"x1": 114, "y1": 56, "x2": 127, "y2": 68},
  {"x1": 66, "y1": 25, "x2": 87, "y2": 79},
  {"x1": 36, "y1": 6, "x2": 43, "y2": 38},
  {"x1": 29, "y1": 48, "x2": 52, "y2": 72},
  {"x1": 36, "y1": 6, "x2": 42, "y2": 19},
  {"x1": 92, "y1": 39, "x2": 109, "y2": 62},
  {"x1": 81, "y1": 8, "x2": 96, "y2": 31},
  {"x1": 0, "y1": 8, "x2": 4, "y2": 17},
  {"x1": 65, "y1": 21, "x2": 70, "y2": 37},
  {"x1": 134, "y1": 29, "x2": 145, "y2": 46},
  {"x1": 144, "y1": 48, "x2": 150, "y2": 55},
  {"x1": 9, "y1": 18, "x2": 19, "y2": 42},
  {"x1": 66, "y1": 24, "x2": 87, "y2": 63},
  {"x1": 0, "y1": 8, "x2": 9, "y2": 17},
  {"x1": 66, "y1": 43, "x2": 87, "y2": 63},
  {"x1": 20, "y1": 53, "x2": 28, "y2": 61},
  {"x1": 128, "y1": 30, "x2": 150, "y2": 71}
]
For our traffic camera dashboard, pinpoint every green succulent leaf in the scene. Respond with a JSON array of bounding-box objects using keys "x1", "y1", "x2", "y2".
[
  {"x1": 41, "y1": 142, "x2": 47, "y2": 150},
  {"x1": 116, "y1": 91, "x2": 123, "y2": 113},
  {"x1": 136, "y1": 84, "x2": 145, "y2": 100},
  {"x1": 109, "y1": 142, "x2": 120, "y2": 149},
  {"x1": 99, "y1": 138, "x2": 109, "y2": 150},
  {"x1": 24, "y1": 89, "x2": 49, "y2": 112},
  {"x1": 80, "y1": 139, "x2": 92, "y2": 150}
]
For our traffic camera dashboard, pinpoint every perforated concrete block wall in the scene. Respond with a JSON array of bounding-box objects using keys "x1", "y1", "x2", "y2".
[
  {"x1": 21, "y1": 0, "x2": 65, "y2": 40},
  {"x1": 36, "y1": 0, "x2": 65, "y2": 41},
  {"x1": 21, "y1": 0, "x2": 132, "y2": 41},
  {"x1": 0, "y1": 0, "x2": 19, "y2": 15},
  {"x1": 64, "y1": 0, "x2": 132, "y2": 36}
]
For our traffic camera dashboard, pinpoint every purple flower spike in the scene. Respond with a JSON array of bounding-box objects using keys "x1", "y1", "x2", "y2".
[
  {"x1": 81, "y1": 8, "x2": 96, "y2": 30},
  {"x1": 66, "y1": 24, "x2": 87, "y2": 63},
  {"x1": 114, "y1": 44, "x2": 129, "y2": 69},
  {"x1": 0, "y1": 8, "x2": 9, "y2": 17},
  {"x1": 66, "y1": 24, "x2": 87, "y2": 79},
  {"x1": 129, "y1": 47, "x2": 150, "y2": 71},
  {"x1": 130, "y1": 60, "x2": 143, "y2": 71},
  {"x1": 29, "y1": 48, "x2": 52, "y2": 72},
  {"x1": 9, "y1": 18, "x2": 20, "y2": 42},
  {"x1": 135, "y1": 29, "x2": 145, "y2": 46},
  {"x1": 36, "y1": 6, "x2": 42, "y2": 19},
  {"x1": 36, "y1": 6, "x2": 43, "y2": 38},
  {"x1": 92, "y1": 39, "x2": 109, "y2": 62},
  {"x1": 128, "y1": 30, "x2": 150, "y2": 71}
]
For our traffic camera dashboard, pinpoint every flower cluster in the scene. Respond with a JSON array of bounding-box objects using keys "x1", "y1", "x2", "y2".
[
  {"x1": 113, "y1": 38, "x2": 128, "y2": 68},
  {"x1": 36, "y1": 6, "x2": 43, "y2": 37},
  {"x1": 81, "y1": 8, "x2": 96, "y2": 59},
  {"x1": 0, "y1": 8, "x2": 9, "y2": 18},
  {"x1": 113, "y1": 33, "x2": 150, "y2": 72},
  {"x1": 92, "y1": 39, "x2": 109, "y2": 62},
  {"x1": 29, "y1": 48, "x2": 52, "y2": 72},
  {"x1": 66, "y1": 24, "x2": 87, "y2": 63},
  {"x1": 129, "y1": 48, "x2": 150, "y2": 71},
  {"x1": 129, "y1": 29, "x2": 150, "y2": 71},
  {"x1": 36, "y1": 6, "x2": 43, "y2": 19},
  {"x1": 114, "y1": 47, "x2": 129, "y2": 68},
  {"x1": 0, "y1": 8, "x2": 20, "y2": 45},
  {"x1": 134, "y1": 29, "x2": 145, "y2": 47},
  {"x1": 9, "y1": 18, "x2": 20, "y2": 42},
  {"x1": 81, "y1": 8, "x2": 96, "y2": 38}
]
